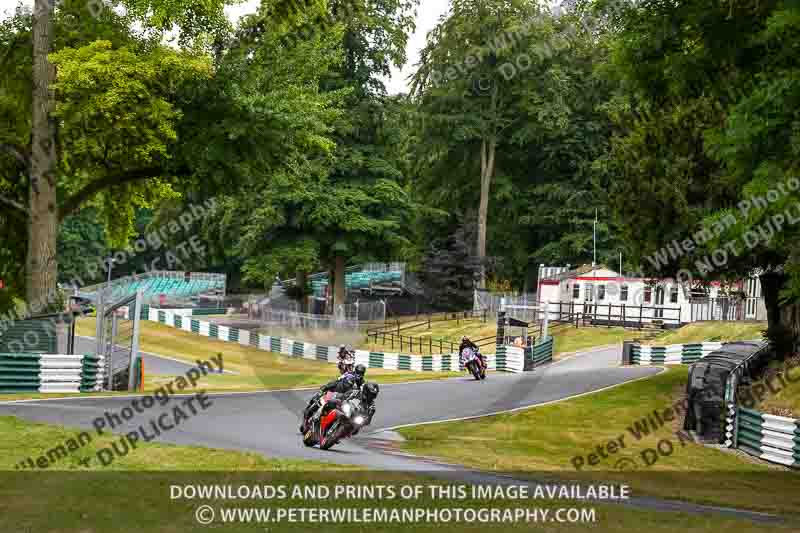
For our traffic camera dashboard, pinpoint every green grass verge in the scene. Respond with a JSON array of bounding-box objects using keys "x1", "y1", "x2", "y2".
[
  {"x1": 0, "y1": 416, "x2": 795, "y2": 533},
  {"x1": 0, "y1": 415, "x2": 342, "y2": 471},
  {"x1": 398, "y1": 368, "x2": 800, "y2": 516},
  {"x1": 0, "y1": 412, "x2": 794, "y2": 532},
  {"x1": 644, "y1": 321, "x2": 766, "y2": 345}
]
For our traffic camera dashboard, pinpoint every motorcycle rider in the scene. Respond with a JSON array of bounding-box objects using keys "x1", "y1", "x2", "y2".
[
  {"x1": 351, "y1": 382, "x2": 380, "y2": 436},
  {"x1": 302, "y1": 364, "x2": 367, "y2": 431},
  {"x1": 459, "y1": 335, "x2": 486, "y2": 370},
  {"x1": 337, "y1": 344, "x2": 355, "y2": 374}
]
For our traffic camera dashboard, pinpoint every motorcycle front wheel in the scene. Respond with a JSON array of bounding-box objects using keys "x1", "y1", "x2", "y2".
[
  {"x1": 468, "y1": 362, "x2": 482, "y2": 380},
  {"x1": 320, "y1": 421, "x2": 345, "y2": 450},
  {"x1": 302, "y1": 430, "x2": 316, "y2": 447}
]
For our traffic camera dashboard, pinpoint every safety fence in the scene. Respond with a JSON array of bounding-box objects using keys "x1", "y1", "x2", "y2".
[
  {"x1": 730, "y1": 407, "x2": 800, "y2": 469},
  {"x1": 0, "y1": 353, "x2": 105, "y2": 393},
  {"x1": 136, "y1": 309, "x2": 557, "y2": 374},
  {"x1": 628, "y1": 342, "x2": 725, "y2": 365}
]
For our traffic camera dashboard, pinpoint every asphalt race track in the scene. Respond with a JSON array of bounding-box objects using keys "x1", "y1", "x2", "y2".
[{"x1": 0, "y1": 345, "x2": 655, "y2": 468}]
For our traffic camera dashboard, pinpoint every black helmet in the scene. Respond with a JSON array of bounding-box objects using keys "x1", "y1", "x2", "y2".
[
  {"x1": 362, "y1": 382, "x2": 379, "y2": 402},
  {"x1": 354, "y1": 364, "x2": 366, "y2": 376}
]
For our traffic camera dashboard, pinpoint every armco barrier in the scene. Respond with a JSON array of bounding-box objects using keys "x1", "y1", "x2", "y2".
[
  {"x1": 0, "y1": 353, "x2": 105, "y2": 393},
  {"x1": 732, "y1": 407, "x2": 800, "y2": 468},
  {"x1": 138, "y1": 310, "x2": 556, "y2": 373},
  {"x1": 631, "y1": 342, "x2": 724, "y2": 365}
]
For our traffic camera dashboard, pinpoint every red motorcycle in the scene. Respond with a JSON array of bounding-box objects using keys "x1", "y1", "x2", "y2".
[{"x1": 301, "y1": 383, "x2": 378, "y2": 450}]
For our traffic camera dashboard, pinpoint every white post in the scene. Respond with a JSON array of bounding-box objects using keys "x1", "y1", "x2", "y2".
[
  {"x1": 128, "y1": 290, "x2": 143, "y2": 391},
  {"x1": 542, "y1": 300, "x2": 551, "y2": 339},
  {"x1": 593, "y1": 209, "x2": 597, "y2": 267}
]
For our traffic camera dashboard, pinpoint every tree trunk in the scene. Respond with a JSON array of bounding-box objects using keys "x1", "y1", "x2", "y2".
[
  {"x1": 760, "y1": 271, "x2": 786, "y2": 333},
  {"x1": 477, "y1": 136, "x2": 496, "y2": 289},
  {"x1": 333, "y1": 256, "x2": 346, "y2": 315},
  {"x1": 295, "y1": 270, "x2": 307, "y2": 313},
  {"x1": 476, "y1": 86, "x2": 498, "y2": 290},
  {"x1": 27, "y1": 0, "x2": 58, "y2": 310}
]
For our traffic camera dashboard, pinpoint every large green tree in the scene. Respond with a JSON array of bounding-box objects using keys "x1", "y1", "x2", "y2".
[
  {"x1": 597, "y1": 0, "x2": 800, "y2": 350},
  {"x1": 8, "y1": 0, "x2": 231, "y2": 310},
  {"x1": 412, "y1": 0, "x2": 575, "y2": 287}
]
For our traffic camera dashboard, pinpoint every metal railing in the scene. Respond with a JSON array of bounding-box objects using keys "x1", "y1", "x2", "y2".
[
  {"x1": 542, "y1": 301, "x2": 683, "y2": 328},
  {"x1": 366, "y1": 310, "x2": 491, "y2": 354}
]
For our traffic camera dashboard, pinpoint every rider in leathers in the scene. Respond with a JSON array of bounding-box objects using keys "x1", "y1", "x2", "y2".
[
  {"x1": 302, "y1": 364, "x2": 366, "y2": 431},
  {"x1": 459, "y1": 336, "x2": 486, "y2": 369}
]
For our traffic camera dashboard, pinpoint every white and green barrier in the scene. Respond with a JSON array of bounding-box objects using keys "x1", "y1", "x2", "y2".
[
  {"x1": 529, "y1": 336, "x2": 555, "y2": 368},
  {"x1": 124, "y1": 305, "x2": 229, "y2": 320},
  {"x1": 496, "y1": 337, "x2": 554, "y2": 373},
  {"x1": 0, "y1": 353, "x2": 105, "y2": 393},
  {"x1": 729, "y1": 406, "x2": 800, "y2": 469},
  {"x1": 631, "y1": 342, "x2": 724, "y2": 365},
  {"x1": 139, "y1": 309, "x2": 556, "y2": 373}
]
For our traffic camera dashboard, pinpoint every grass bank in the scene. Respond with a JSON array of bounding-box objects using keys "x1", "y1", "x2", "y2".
[
  {"x1": 398, "y1": 367, "x2": 800, "y2": 516},
  {"x1": 644, "y1": 321, "x2": 766, "y2": 345},
  {"x1": 0, "y1": 415, "x2": 795, "y2": 532}
]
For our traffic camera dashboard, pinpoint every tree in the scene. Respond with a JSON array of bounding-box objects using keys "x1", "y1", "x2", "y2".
[
  {"x1": 197, "y1": 0, "x2": 420, "y2": 311},
  {"x1": 419, "y1": 218, "x2": 483, "y2": 311},
  {"x1": 412, "y1": 0, "x2": 568, "y2": 287},
  {"x1": 14, "y1": 0, "x2": 231, "y2": 309},
  {"x1": 596, "y1": 0, "x2": 800, "y2": 352}
]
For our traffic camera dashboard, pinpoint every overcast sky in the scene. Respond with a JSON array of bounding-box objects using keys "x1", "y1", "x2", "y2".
[{"x1": 0, "y1": 0, "x2": 450, "y2": 94}]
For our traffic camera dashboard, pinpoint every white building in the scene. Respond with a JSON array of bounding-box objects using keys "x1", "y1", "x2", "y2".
[{"x1": 535, "y1": 265, "x2": 766, "y2": 326}]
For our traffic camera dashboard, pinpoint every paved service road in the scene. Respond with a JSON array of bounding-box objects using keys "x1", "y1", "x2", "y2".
[{"x1": 0, "y1": 345, "x2": 654, "y2": 468}]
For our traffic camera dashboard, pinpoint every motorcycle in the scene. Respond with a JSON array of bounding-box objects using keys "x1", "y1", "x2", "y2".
[
  {"x1": 337, "y1": 351, "x2": 355, "y2": 374},
  {"x1": 301, "y1": 384, "x2": 376, "y2": 450},
  {"x1": 461, "y1": 346, "x2": 487, "y2": 380}
]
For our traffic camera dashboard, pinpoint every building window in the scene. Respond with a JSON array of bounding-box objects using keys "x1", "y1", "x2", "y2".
[
  {"x1": 621, "y1": 285, "x2": 628, "y2": 302},
  {"x1": 573, "y1": 284, "x2": 580, "y2": 299},
  {"x1": 644, "y1": 286, "x2": 652, "y2": 303},
  {"x1": 598, "y1": 285, "x2": 606, "y2": 300},
  {"x1": 670, "y1": 286, "x2": 679, "y2": 303}
]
